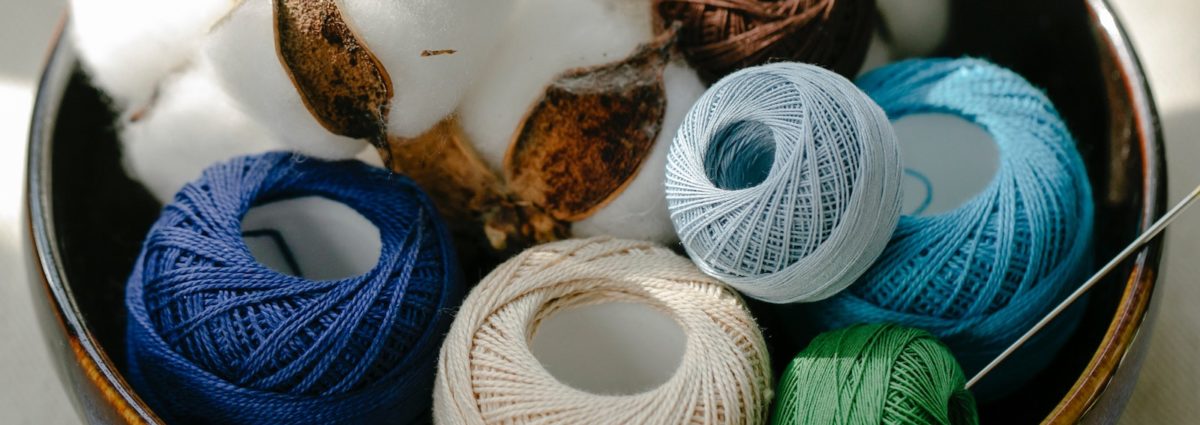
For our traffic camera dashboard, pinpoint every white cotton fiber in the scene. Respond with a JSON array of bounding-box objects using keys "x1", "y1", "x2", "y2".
[
  {"x1": 70, "y1": 0, "x2": 235, "y2": 107},
  {"x1": 338, "y1": 0, "x2": 519, "y2": 138},
  {"x1": 572, "y1": 63, "x2": 707, "y2": 243},
  {"x1": 877, "y1": 0, "x2": 950, "y2": 57},
  {"x1": 120, "y1": 61, "x2": 297, "y2": 203},
  {"x1": 355, "y1": 146, "x2": 386, "y2": 170},
  {"x1": 457, "y1": 0, "x2": 655, "y2": 171},
  {"x1": 204, "y1": 0, "x2": 366, "y2": 160}
]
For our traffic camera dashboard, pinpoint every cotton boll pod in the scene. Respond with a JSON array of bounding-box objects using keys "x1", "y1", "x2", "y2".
[
  {"x1": 380, "y1": 0, "x2": 699, "y2": 252},
  {"x1": 378, "y1": 0, "x2": 684, "y2": 252},
  {"x1": 877, "y1": 0, "x2": 950, "y2": 57},
  {"x1": 120, "y1": 61, "x2": 295, "y2": 203},
  {"x1": 203, "y1": 0, "x2": 365, "y2": 159},
  {"x1": 497, "y1": 35, "x2": 674, "y2": 242},
  {"x1": 337, "y1": 0, "x2": 519, "y2": 138},
  {"x1": 70, "y1": 0, "x2": 237, "y2": 107},
  {"x1": 204, "y1": 0, "x2": 519, "y2": 160},
  {"x1": 572, "y1": 63, "x2": 706, "y2": 243},
  {"x1": 458, "y1": 0, "x2": 655, "y2": 169}
]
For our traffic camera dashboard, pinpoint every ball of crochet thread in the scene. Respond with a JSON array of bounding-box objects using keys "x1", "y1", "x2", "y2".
[
  {"x1": 125, "y1": 152, "x2": 462, "y2": 424},
  {"x1": 771, "y1": 324, "x2": 978, "y2": 425},
  {"x1": 434, "y1": 237, "x2": 774, "y2": 424},
  {"x1": 665, "y1": 62, "x2": 902, "y2": 304},
  {"x1": 655, "y1": 0, "x2": 876, "y2": 84},
  {"x1": 807, "y1": 58, "x2": 1095, "y2": 399}
]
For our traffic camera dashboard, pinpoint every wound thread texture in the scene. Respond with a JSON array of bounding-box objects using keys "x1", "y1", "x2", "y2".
[
  {"x1": 666, "y1": 62, "x2": 902, "y2": 304},
  {"x1": 434, "y1": 237, "x2": 774, "y2": 424},
  {"x1": 808, "y1": 58, "x2": 1095, "y2": 399},
  {"x1": 125, "y1": 152, "x2": 461, "y2": 424},
  {"x1": 771, "y1": 324, "x2": 978, "y2": 425},
  {"x1": 655, "y1": 0, "x2": 876, "y2": 83}
]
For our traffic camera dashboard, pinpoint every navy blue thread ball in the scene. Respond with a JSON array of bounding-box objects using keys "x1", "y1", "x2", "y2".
[{"x1": 125, "y1": 152, "x2": 460, "y2": 424}]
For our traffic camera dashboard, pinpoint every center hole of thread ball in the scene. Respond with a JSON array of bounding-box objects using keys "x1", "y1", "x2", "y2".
[
  {"x1": 530, "y1": 302, "x2": 687, "y2": 395},
  {"x1": 894, "y1": 113, "x2": 998, "y2": 216},
  {"x1": 704, "y1": 120, "x2": 776, "y2": 190},
  {"x1": 241, "y1": 196, "x2": 381, "y2": 280}
]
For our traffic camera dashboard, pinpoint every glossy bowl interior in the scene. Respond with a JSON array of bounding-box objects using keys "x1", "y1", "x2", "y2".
[{"x1": 27, "y1": 0, "x2": 1164, "y2": 423}]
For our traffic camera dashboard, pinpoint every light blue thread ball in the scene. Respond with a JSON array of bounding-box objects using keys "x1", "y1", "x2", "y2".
[
  {"x1": 665, "y1": 62, "x2": 903, "y2": 304},
  {"x1": 806, "y1": 58, "x2": 1095, "y2": 400}
]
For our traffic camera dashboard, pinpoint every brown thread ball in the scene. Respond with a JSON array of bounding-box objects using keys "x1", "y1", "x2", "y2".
[{"x1": 655, "y1": 0, "x2": 876, "y2": 84}]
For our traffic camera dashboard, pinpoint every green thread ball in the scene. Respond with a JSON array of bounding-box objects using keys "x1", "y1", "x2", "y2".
[{"x1": 770, "y1": 324, "x2": 979, "y2": 425}]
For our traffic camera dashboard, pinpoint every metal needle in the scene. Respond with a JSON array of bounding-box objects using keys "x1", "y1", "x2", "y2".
[{"x1": 966, "y1": 182, "x2": 1200, "y2": 389}]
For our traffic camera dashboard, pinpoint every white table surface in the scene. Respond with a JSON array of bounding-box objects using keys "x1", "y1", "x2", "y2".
[{"x1": 1, "y1": 1, "x2": 1196, "y2": 423}]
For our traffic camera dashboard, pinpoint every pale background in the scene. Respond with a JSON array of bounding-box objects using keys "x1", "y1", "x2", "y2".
[{"x1": 0, "y1": 0, "x2": 1196, "y2": 423}]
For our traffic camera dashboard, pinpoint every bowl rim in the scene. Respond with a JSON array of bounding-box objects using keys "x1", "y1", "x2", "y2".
[
  {"x1": 1044, "y1": 0, "x2": 1167, "y2": 422},
  {"x1": 24, "y1": 1, "x2": 1166, "y2": 423},
  {"x1": 25, "y1": 17, "x2": 162, "y2": 425}
]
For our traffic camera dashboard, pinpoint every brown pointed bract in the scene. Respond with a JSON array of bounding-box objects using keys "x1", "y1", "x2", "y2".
[
  {"x1": 504, "y1": 31, "x2": 673, "y2": 222},
  {"x1": 381, "y1": 118, "x2": 567, "y2": 254},
  {"x1": 381, "y1": 118, "x2": 505, "y2": 225},
  {"x1": 274, "y1": 0, "x2": 392, "y2": 143},
  {"x1": 381, "y1": 32, "x2": 675, "y2": 254}
]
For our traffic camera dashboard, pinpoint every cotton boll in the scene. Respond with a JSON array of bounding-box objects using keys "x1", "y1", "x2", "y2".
[
  {"x1": 70, "y1": 0, "x2": 236, "y2": 106},
  {"x1": 572, "y1": 63, "x2": 706, "y2": 243},
  {"x1": 121, "y1": 62, "x2": 294, "y2": 203},
  {"x1": 204, "y1": 0, "x2": 366, "y2": 160},
  {"x1": 337, "y1": 0, "x2": 519, "y2": 138},
  {"x1": 458, "y1": 0, "x2": 655, "y2": 171},
  {"x1": 877, "y1": 0, "x2": 950, "y2": 57}
]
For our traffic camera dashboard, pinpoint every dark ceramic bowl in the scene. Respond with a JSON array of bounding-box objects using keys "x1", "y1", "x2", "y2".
[{"x1": 26, "y1": 0, "x2": 1165, "y2": 423}]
